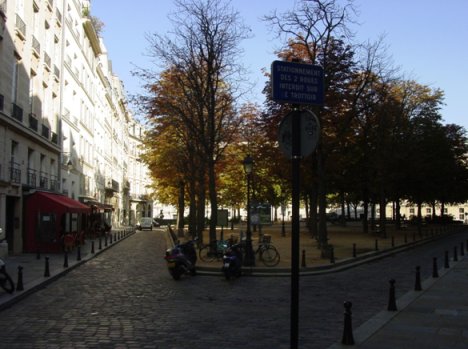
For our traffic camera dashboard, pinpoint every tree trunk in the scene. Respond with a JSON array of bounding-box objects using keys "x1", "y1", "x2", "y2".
[
  {"x1": 395, "y1": 199, "x2": 401, "y2": 230},
  {"x1": 309, "y1": 187, "x2": 318, "y2": 239},
  {"x1": 196, "y1": 164, "x2": 206, "y2": 242},
  {"x1": 417, "y1": 201, "x2": 422, "y2": 236},
  {"x1": 340, "y1": 189, "x2": 346, "y2": 226},
  {"x1": 362, "y1": 188, "x2": 369, "y2": 234},
  {"x1": 208, "y1": 159, "x2": 218, "y2": 246},
  {"x1": 188, "y1": 178, "x2": 197, "y2": 238},
  {"x1": 177, "y1": 181, "x2": 185, "y2": 238},
  {"x1": 379, "y1": 192, "x2": 386, "y2": 238},
  {"x1": 317, "y1": 151, "x2": 328, "y2": 249}
]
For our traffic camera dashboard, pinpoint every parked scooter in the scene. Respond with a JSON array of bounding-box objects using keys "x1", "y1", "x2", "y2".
[
  {"x1": 164, "y1": 240, "x2": 197, "y2": 280},
  {"x1": 222, "y1": 243, "x2": 243, "y2": 280},
  {"x1": 0, "y1": 258, "x2": 14, "y2": 294}
]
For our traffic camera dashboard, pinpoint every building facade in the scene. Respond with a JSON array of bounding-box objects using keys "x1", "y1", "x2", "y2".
[{"x1": 0, "y1": 0, "x2": 152, "y2": 254}]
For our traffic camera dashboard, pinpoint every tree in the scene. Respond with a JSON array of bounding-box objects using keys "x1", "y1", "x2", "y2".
[{"x1": 137, "y1": 0, "x2": 250, "y2": 244}]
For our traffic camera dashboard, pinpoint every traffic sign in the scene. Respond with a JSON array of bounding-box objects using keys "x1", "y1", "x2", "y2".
[
  {"x1": 271, "y1": 60, "x2": 324, "y2": 105},
  {"x1": 278, "y1": 110, "x2": 320, "y2": 159}
]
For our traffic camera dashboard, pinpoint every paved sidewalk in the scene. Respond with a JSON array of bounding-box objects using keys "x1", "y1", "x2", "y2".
[
  {"x1": 329, "y1": 254, "x2": 468, "y2": 348},
  {"x1": 184, "y1": 222, "x2": 462, "y2": 275},
  {"x1": 0, "y1": 228, "x2": 135, "y2": 311}
]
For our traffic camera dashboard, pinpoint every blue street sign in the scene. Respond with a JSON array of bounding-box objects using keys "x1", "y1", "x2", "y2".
[{"x1": 271, "y1": 60, "x2": 324, "y2": 105}]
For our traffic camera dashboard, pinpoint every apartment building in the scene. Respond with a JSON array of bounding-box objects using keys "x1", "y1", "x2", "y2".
[{"x1": 0, "y1": 0, "x2": 152, "y2": 254}]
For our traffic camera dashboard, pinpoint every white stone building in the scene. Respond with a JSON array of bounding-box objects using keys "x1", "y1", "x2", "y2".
[{"x1": 0, "y1": 0, "x2": 152, "y2": 254}]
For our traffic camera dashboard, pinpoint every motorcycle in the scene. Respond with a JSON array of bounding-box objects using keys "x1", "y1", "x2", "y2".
[
  {"x1": 0, "y1": 258, "x2": 15, "y2": 294},
  {"x1": 222, "y1": 243, "x2": 243, "y2": 280},
  {"x1": 164, "y1": 240, "x2": 197, "y2": 280}
]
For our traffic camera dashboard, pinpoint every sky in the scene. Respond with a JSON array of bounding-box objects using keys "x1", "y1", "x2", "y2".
[{"x1": 91, "y1": 0, "x2": 468, "y2": 129}]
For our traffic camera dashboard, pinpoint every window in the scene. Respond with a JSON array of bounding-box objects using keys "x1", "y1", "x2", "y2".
[
  {"x1": 459, "y1": 208, "x2": 464, "y2": 213},
  {"x1": 12, "y1": 53, "x2": 21, "y2": 103},
  {"x1": 426, "y1": 208, "x2": 431, "y2": 214}
]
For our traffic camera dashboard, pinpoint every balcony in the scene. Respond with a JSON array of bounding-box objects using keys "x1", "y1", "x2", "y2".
[
  {"x1": 82, "y1": 17, "x2": 102, "y2": 56},
  {"x1": 9, "y1": 161, "x2": 21, "y2": 184},
  {"x1": 44, "y1": 52, "x2": 51, "y2": 71},
  {"x1": 39, "y1": 171, "x2": 48, "y2": 189},
  {"x1": 15, "y1": 13, "x2": 26, "y2": 40},
  {"x1": 28, "y1": 113, "x2": 38, "y2": 131},
  {"x1": 55, "y1": 8, "x2": 62, "y2": 25},
  {"x1": 50, "y1": 175, "x2": 59, "y2": 192},
  {"x1": 53, "y1": 64, "x2": 60, "y2": 81},
  {"x1": 27, "y1": 168, "x2": 37, "y2": 187},
  {"x1": 32, "y1": 36, "x2": 41, "y2": 57},
  {"x1": 41, "y1": 124, "x2": 50, "y2": 139},
  {"x1": 105, "y1": 179, "x2": 119, "y2": 194},
  {"x1": 12, "y1": 103, "x2": 23, "y2": 122}
]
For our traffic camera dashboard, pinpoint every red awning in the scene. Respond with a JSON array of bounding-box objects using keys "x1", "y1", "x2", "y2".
[{"x1": 33, "y1": 191, "x2": 91, "y2": 213}]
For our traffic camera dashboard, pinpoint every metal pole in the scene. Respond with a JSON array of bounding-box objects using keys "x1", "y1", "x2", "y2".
[
  {"x1": 291, "y1": 108, "x2": 301, "y2": 349},
  {"x1": 244, "y1": 172, "x2": 255, "y2": 266}
]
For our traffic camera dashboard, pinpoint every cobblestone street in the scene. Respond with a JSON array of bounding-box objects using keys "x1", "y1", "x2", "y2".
[{"x1": 0, "y1": 229, "x2": 466, "y2": 348}]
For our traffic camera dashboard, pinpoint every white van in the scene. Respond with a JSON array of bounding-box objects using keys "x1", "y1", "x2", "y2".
[{"x1": 137, "y1": 217, "x2": 153, "y2": 231}]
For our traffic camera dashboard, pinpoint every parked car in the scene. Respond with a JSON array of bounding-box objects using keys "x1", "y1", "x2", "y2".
[{"x1": 136, "y1": 217, "x2": 153, "y2": 231}]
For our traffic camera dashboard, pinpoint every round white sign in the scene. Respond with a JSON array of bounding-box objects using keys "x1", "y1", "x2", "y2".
[{"x1": 278, "y1": 110, "x2": 320, "y2": 159}]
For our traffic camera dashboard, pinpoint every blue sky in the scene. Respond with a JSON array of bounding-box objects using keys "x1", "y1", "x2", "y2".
[{"x1": 92, "y1": 0, "x2": 468, "y2": 128}]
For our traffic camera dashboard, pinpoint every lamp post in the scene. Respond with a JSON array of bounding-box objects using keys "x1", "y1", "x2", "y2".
[{"x1": 243, "y1": 154, "x2": 255, "y2": 266}]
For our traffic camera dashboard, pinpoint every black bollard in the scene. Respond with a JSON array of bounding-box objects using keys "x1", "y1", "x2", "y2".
[
  {"x1": 352, "y1": 243, "x2": 356, "y2": 258},
  {"x1": 391, "y1": 236, "x2": 395, "y2": 247},
  {"x1": 16, "y1": 266, "x2": 24, "y2": 291},
  {"x1": 444, "y1": 251, "x2": 450, "y2": 268},
  {"x1": 341, "y1": 301, "x2": 355, "y2": 345},
  {"x1": 91, "y1": 240, "x2": 95, "y2": 254},
  {"x1": 77, "y1": 245, "x2": 81, "y2": 261},
  {"x1": 99, "y1": 236, "x2": 102, "y2": 250},
  {"x1": 432, "y1": 257, "x2": 439, "y2": 278},
  {"x1": 414, "y1": 266, "x2": 422, "y2": 291},
  {"x1": 453, "y1": 246, "x2": 458, "y2": 262},
  {"x1": 461, "y1": 242, "x2": 465, "y2": 256},
  {"x1": 301, "y1": 250, "x2": 306, "y2": 268},
  {"x1": 330, "y1": 246, "x2": 335, "y2": 264},
  {"x1": 44, "y1": 257, "x2": 50, "y2": 277},
  {"x1": 114, "y1": 233, "x2": 116, "y2": 242},
  {"x1": 387, "y1": 279, "x2": 397, "y2": 311},
  {"x1": 63, "y1": 251, "x2": 69, "y2": 268},
  {"x1": 375, "y1": 239, "x2": 379, "y2": 251},
  {"x1": 105, "y1": 235, "x2": 108, "y2": 247}
]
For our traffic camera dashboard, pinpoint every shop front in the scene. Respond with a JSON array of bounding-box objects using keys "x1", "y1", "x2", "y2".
[{"x1": 24, "y1": 191, "x2": 91, "y2": 253}]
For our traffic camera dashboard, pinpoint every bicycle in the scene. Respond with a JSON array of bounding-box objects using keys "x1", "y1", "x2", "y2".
[
  {"x1": 254, "y1": 236, "x2": 280, "y2": 267},
  {"x1": 198, "y1": 239, "x2": 230, "y2": 262},
  {"x1": 0, "y1": 258, "x2": 15, "y2": 294}
]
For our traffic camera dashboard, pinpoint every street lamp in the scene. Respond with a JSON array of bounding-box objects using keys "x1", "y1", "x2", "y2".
[{"x1": 243, "y1": 154, "x2": 255, "y2": 266}]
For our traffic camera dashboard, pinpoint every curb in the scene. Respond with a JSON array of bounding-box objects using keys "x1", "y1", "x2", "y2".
[
  {"x1": 327, "y1": 254, "x2": 468, "y2": 348},
  {"x1": 189, "y1": 230, "x2": 461, "y2": 277}
]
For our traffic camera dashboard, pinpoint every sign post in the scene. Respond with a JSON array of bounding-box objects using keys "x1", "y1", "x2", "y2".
[{"x1": 271, "y1": 60, "x2": 324, "y2": 349}]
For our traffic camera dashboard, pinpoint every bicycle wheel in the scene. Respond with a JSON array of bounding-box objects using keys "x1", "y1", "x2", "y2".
[
  {"x1": 0, "y1": 272, "x2": 15, "y2": 294},
  {"x1": 260, "y1": 245, "x2": 280, "y2": 267},
  {"x1": 199, "y1": 245, "x2": 215, "y2": 262}
]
